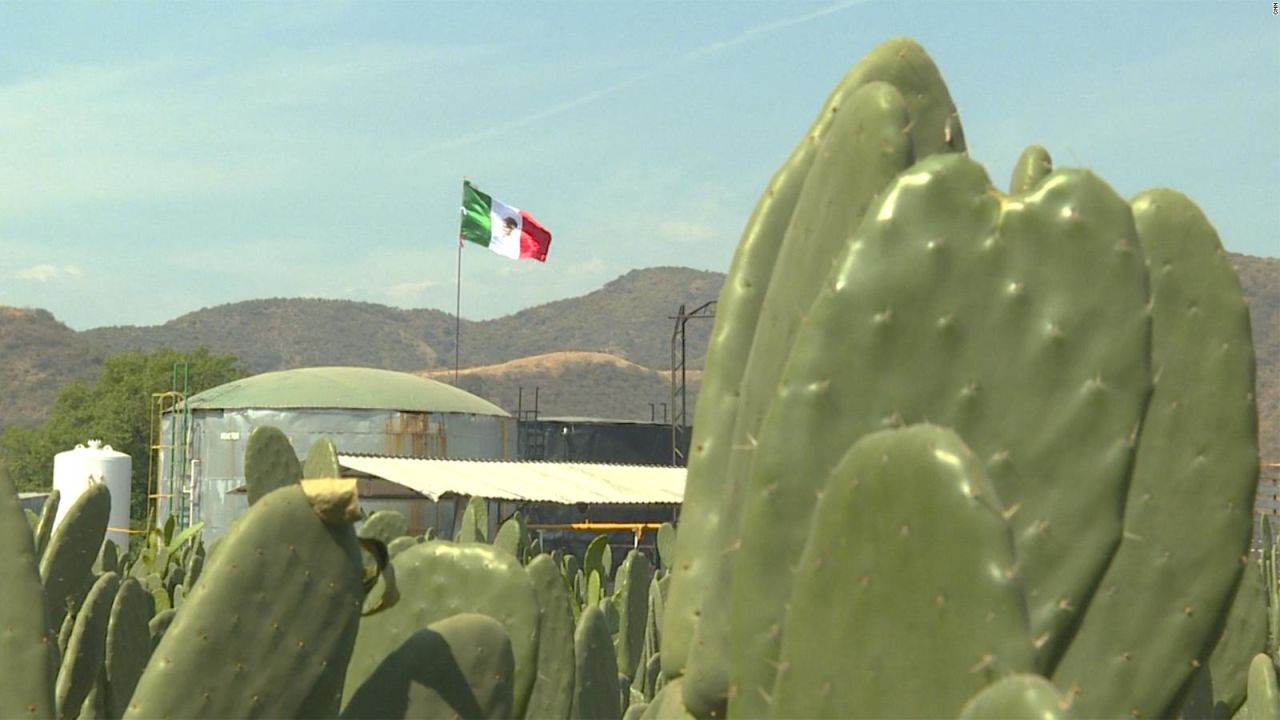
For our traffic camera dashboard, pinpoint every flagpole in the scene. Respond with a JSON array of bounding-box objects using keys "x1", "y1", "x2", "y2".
[
  {"x1": 455, "y1": 179, "x2": 466, "y2": 386},
  {"x1": 454, "y1": 238, "x2": 462, "y2": 385}
]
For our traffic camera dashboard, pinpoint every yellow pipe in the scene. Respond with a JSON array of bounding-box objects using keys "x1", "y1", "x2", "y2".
[{"x1": 527, "y1": 522, "x2": 665, "y2": 532}]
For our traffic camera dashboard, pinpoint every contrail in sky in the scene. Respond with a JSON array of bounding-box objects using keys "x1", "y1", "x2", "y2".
[{"x1": 429, "y1": 0, "x2": 870, "y2": 152}]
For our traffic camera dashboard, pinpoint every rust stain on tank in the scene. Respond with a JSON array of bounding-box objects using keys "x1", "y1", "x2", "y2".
[{"x1": 385, "y1": 412, "x2": 434, "y2": 457}]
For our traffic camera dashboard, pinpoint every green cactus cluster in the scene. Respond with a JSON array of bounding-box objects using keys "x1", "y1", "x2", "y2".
[
  {"x1": 1, "y1": 422, "x2": 674, "y2": 720},
  {"x1": 659, "y1": 34, "x2": 1261, "y2": 720},
  {"x1": 0, "y1": 34, "x2": 1269, "y2": 720}
]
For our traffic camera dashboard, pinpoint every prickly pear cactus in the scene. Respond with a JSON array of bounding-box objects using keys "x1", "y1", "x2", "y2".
[
  {"x1": 493, "y1": 511, "x2": 527, "y2": 560},
  {"x1": 124, "y1": 479, "x2": 365, "y2": 718},
  {"x1": 344, "y1": 541, "x2": 541, "y2": 718},
  {"x1": 613, "y1": 549, "x2": 654, "y2": 681},
  {"x1": 56, "y1": 571, "x2": 119, "y2": 720},
  {"x1": 573, "y1": 605, "x2": 621, "y2": 720},
  {"x1": 33, "y1": 489, "x2": 60, "y2": 561},
  {"x1": 1051, "y1": 189, "x2": 1260, "y2": 718},
  {"x1": 244, "y1": 426, "x2": 302, "y2": 505},
  {"x1": 303, "y1": 436, "x2": 341, "y2": 479},
  {"x1": 957, "y1": 674, "x2": 1071, "y2": 720},
  {"x1": 1246, "y1": 654, "x2": 1279, "y2": 720},
  {"x1": 358, "y1": 510, "x2": 408, "y2": 546},
  {"x1": 768, "y1": 426, "x2": 1034, "y2": 718},
  {"x1": 455, "y1": 496, "x2": 489, "y2": 543},
  {"x1": 0, "y1": 467, "x2": 57, "y2": 719},
  {"x1": 667, "y1": 35, "x2": 968, "y2": 717},
  {"x1": 103, "y1": 577, "x2": 153, "y2": 720},
  {"x1": 41, "y1": 483, "x2": 112, "y2": 635},
  {"x1": 525, "y1": 554, "x2": 576, "y2": 720},
  {"x1": 1199, "y1": 558, "x2": 1268, "y2": 719},
  {"x1": 341, "y1": 614, "x2": 516, "y2": 720},
  {"x1": 730, "y1": 148, "x2": 1152, "y2": 715}
]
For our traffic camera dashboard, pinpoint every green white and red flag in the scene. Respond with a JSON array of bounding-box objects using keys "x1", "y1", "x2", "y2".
[{"x1": 459, "y1": 181, "x2": 552, "y2": 262}]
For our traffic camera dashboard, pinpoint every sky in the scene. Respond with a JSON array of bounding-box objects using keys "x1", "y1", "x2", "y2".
[{"x1": 1, "y1": 1, "x2": 1276, "y2": 331}]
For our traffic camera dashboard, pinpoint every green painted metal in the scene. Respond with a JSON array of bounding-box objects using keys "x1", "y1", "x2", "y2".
[
  {"x1": 344, "y1": 541, "x2": 541, "y2": 718},
  {"x1": 0, "y1": 467, "x2": 57, "y2": 719},
  {"x1": 183, "y1": 366, "x2": 509, "y2": 416},
  {"x1": 957, "y1": 675, "x2": 1070, "y2": 720},
  {"x1": 1052, "y1": 189, "x2": 1259, "y2": 718},
  {"x1": 341, "y1": 614, "x2": 515, "y2": 720},
  {"x1": 768, "y1": 426, "x2": 1034, "y2": 718},
  {"x1": 573, "y1": 605, "x2": 620, "y2": 720},
  {"x1": 124, "y1": 482, "x2": 364, "y2": 719},
  {"x1": 525, "y1": 554, "x2": 576, "y2": 720}
]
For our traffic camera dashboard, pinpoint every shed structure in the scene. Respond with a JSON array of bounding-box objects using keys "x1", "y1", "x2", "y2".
[{"x1": 157, "y1": 366, "x2": 514, "y2": 540}]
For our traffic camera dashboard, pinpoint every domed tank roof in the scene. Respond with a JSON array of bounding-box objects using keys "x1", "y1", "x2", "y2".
[{"x1": 182, "y1": 366, "x2": 509, "y2": 416}]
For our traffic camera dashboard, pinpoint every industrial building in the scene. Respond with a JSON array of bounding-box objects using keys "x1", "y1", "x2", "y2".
[{"x1": 156, "y1": 366, "x2": 515, "y2": 539}]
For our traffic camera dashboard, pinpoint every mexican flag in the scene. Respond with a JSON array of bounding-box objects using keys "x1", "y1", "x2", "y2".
[{"x1": 459, "y1": 181, "x2": 552, "y2": 262}]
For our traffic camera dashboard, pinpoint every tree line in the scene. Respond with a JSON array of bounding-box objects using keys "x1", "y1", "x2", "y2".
[{"x1": 0, "y1": 347, "x2": 247, "y2": 520}]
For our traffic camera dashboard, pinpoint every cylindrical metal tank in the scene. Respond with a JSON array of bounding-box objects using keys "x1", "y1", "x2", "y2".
[
  {"x1": 53, "y1": 440, "x2": 131, "y2": 551},
  {"x1": 159, "y1": 367, "x2": 517, "y2": 540}
]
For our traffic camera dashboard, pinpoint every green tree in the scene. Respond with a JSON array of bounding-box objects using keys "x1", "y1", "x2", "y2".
[{"x1": 0, "y1": 347, "x2": 247, "y2": 520}]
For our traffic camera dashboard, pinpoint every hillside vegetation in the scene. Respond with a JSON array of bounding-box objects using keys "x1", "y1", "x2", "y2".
[{"x1": 0, "y1": 259, "x2": 1275, "y2": 459}]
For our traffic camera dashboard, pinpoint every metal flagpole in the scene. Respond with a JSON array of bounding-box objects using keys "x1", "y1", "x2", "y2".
[{"x1": 455, "y1": 179, "x2": 466, "y2": 386}]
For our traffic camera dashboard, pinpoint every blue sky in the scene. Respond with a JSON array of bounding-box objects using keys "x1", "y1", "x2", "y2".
[{"x1": 1, "y1": 1, "x2": 1276, "y2": 330}]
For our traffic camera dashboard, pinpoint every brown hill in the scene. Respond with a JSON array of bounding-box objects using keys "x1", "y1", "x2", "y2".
[
  {"x1": 461, "y1": 267, "x2": 722, "y2": 370},
  {"x1": 1, "y1": 258, "x2": 1276, "y2": 462},
  {"x1": 0, "y1": 307, "x2": 103, "y2": 431},
  {"x1": 423, "y1": 351, "x2": 702, "y2": 422},
  {"x1": 1232, "y1": 254, "x2": 1280, "y2": 462},
  {"x1": 81, "y1": 298, "x2": 456, "y2": 374}
]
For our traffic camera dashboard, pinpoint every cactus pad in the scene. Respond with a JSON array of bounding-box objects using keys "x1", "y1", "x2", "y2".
[
  {"x1": 344, "y1": 541, "x2": 541, "y2": 718},
  {"x1": 525, "y1": 554, "x2": 576, "y2": 720},
  {"x1": 41, "y1": 483, "x2": 111, "y2": 633},
  {"x1": 125, "y1": 483, "x2": 364, "y2": 719},
  {"x1": 244, "y1": 426, "x2": 302, "y2": 505},
  {"x1": 768, "y1": 426, "x2": 1034, "y2": 718},
  {"x1": 341, "y1": 614, "x2": 515, "y2": 720},
  {"x1": 1051, "y1": 190, "x2": 1259, "y2": 717},
  {"x1": 573, "y1": 605, "x2": 621, "y2": 720},
  {"x1": 0, "y1": 468, "x2": 57, "y2": 719},
  {"x1": 731, "y1": 152, "x2": 1152, "y2": 711}
]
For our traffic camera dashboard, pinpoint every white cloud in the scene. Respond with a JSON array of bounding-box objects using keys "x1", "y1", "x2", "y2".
[
  {"x1": 383, "y1": 280, "x2": 439, "y2": 304},
  {"x1": 14, "y1": 264, "x2": 84, "y2": 281}
]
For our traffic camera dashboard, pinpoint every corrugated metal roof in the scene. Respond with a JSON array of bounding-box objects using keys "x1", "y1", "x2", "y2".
[
  {"x1": 337, "y1": 454, "x2": 684, "y2": 505},
  {"x1": 181, "y1": 367, "x2": 509, "y2": 416}
]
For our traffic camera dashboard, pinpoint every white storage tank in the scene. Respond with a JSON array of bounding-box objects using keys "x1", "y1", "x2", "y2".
[{"x1": 53, "y1": 440, "x2": 131, "y2": 552}]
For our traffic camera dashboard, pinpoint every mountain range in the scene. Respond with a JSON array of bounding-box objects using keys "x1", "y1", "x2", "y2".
[{"x1": 1, "y1": 258, "x2": 1276, "y2": 462}]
